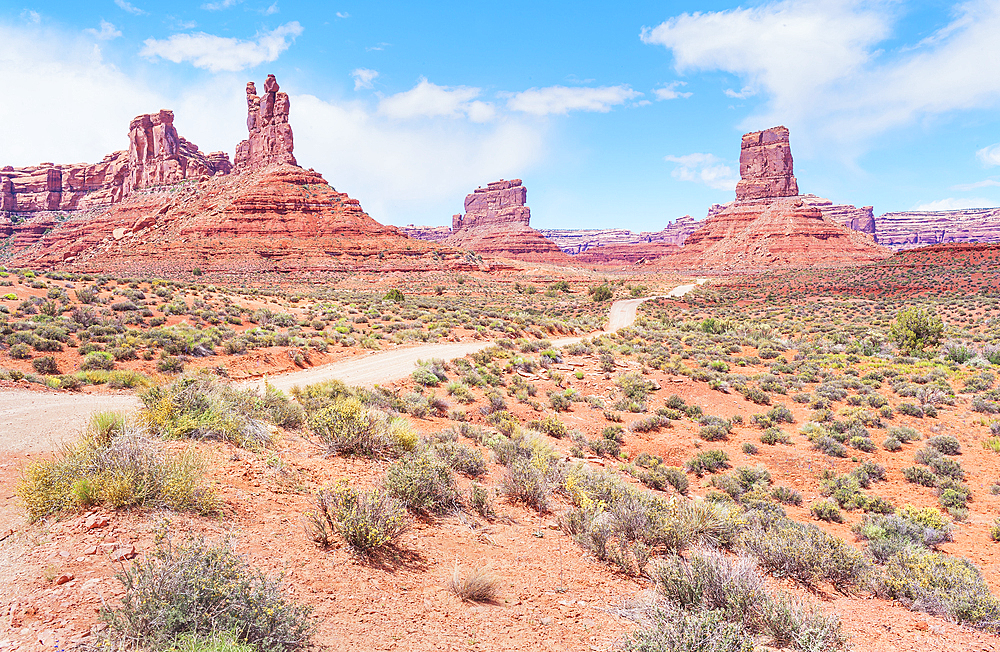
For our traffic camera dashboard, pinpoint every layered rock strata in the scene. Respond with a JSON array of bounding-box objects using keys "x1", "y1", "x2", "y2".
[
  {"x1": 873, "y1": 208, "x2": 1000, "y2": 250},
  {"x1": 444, "y1": 179, "x2": 570, "y2": 263},
  {"x1": 401, "y1": 225, "x2": 451, "y2": 242},
  {"x1": 663, "y1": 126, "x2": 889, "y2": 269},
  {"x1": 735, "y1": 126, "x2": 798, "y2": 200},
  {"x1": 235, "y1": 75, "x2": 296, "y2": 172},
  {"x1": 125, "y1": 110, "x2": 230, "y2": 195},
  {"x1": 539, "y1": 216, "x2": 700, "y2": 255}
]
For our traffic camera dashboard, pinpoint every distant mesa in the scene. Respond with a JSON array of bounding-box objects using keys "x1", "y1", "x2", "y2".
[
  {"x1": 663, "y1": 126, "x2": 890, "y2": 269},
  {"x1": 1, "y1": 75, "x2": 468, "y2": 275},
  {"x1": 405, "y1": 179, "x2": 570, "y2": 264}
]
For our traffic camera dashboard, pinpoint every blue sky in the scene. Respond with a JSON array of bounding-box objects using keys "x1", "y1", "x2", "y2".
[{"x1": 3, "y1": 1, "x2": 1000, "y2": 230}]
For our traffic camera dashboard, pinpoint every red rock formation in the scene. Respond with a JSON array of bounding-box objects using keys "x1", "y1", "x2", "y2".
[
  {"x1": 125, "y1": 110, "x2": 231, "y2": 195},
  {"x1": 443, "y1": 179, "x2": 571, "y2": 263},
  {"x1": 872, "y1": 207, "x2": 1000, "y2": 250},
  {"x1": 735, "y1": 126, "x2": 798, "y2": 201},
  {"x1": 235, "y1": 75, "x2": 296, "y2": 172},
  {"x1": 661, "y1": 126, "x2": 888, "y2": 269},
  {"x1": 575, "y1": 242, "x2": 681, "y2": 265},
  {"x1": 7, "y1": 165, "x2": 471, "y2": 275}
]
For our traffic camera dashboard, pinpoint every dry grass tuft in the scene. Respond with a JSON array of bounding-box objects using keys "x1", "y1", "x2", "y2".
[{"x1": 446, "y1": 564, "x2": 499, "y2": 603}]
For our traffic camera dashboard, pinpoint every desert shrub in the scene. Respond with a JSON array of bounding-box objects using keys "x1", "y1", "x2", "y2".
[
  {"x1": 31, "y1": 355, "x2": 59, "y2": 375},
  {"x1": 82, "y1": 350, "x2": 116, "y2": 370},
  {"x1": 431, "y1": 440, "x2": 486, "y2": 477},
  {"x1": 897, "y1": 402, "x2": 924, "y2": 417},
  {"x1": 742, "y1": 442, "x2": 759, "y2": 455},
  {"x1": 306, "y1": 483, "x2": 408, "y2": 555},
  {"x1": 306, "y1": 396, "x2": 414, "y2": 457},
  {"x1": 686, "y1": 450, "x2": 730, "y2": 476},
  {"x1": 809, "y1": 499, "x2": 843, "y2": 522},
  {"x1": 760, "y1": 427, "x2": 791, "y2": 445},
  {"x1": 872, "y1": 546, "x2": 1000, "y2": 631},
  {"x1": 622, "y1": 607, "x2": 755, "y2": 652},
  {"x1": 812, "y1": 436, "x2": 847, "y2": 458},
  {"x1": 883, "y1": 437, "x2": 903, "y2": 451},
  {"x1": 9, "y1": 342, "x2": 32, "y2": 359},
  {"x1": 737, "y1": 384, "x2": 771, "y2": 405},
  {"x1": 17, "y1": 420, "x2": 216, "y2": 521},
  {"x1": 637, "y1": 465, "x2": 690, "y2": 494},
  {"x1": 741, "y1": 519, "x2": 868, "y2": 590},
  {"x1": 854, "y1": 508, "x2": 952, "y2": 562},
  {"x1": 101, "y1": 534, "x2": 313, "y2": 650},
  {"x1": 384, "y1": 449, "x2": 459, "y2": 514},
  {"x1": 142, "y1": 376, "x2": 300, "y2": 450},
  {"x1": 926, "y1": 435, "x2": 961, "y2": 455},
  {"x1": 617, "y1": 371, "x2": 657, "y2": 402},
  {"x1": 529, "y1": 414, "x2": 568, "y2": 438},
  {"x1": 447, "y1": 565, "x2": 498, "y2": 603},
  {"x1": 468, "y1": 483, "x2": 496, "y2": 519},
  {"x1": 649, "y1": 550, "x2": 847, "y2": 650},
  {"x1": 157, "y1": 356, "x2": 186, "y2": 374},
  {"x1": 771, "y1": 486, "x2": 803, "y2": 506},
  {"x1": 501, "y1": 458, "x2": 552, "y2": 512},
  {"x1": 902, "y1": 465, "x2": 938, "y2": 487},
  {"x1": 891, "y1": 307, "x2": 944, "y2": 354},
  {"x1": 631, "y1": 414, "x2": 671, "y2": 433}
]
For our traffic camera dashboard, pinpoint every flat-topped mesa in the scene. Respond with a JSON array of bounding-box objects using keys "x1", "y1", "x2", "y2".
[
  {"x1": 735, "y1": 126, "x2": 799, "y2": 201},
  {"x1": 235, "y1": 74, "x2": 297, "y2": 172},
  {"x1": 452, "y1": 179, "x2": 530, "y2": 232},
  {"x1": 125, "y1": 109, "x2": 231, "y2": 196},
  {"x1": 444, "y1": 178, "x2": 570, "y2": 263}
]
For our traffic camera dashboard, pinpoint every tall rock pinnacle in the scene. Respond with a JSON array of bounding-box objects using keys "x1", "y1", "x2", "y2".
[{"x1": 235, "y1": 74, "x2": 297, "y2": 171}]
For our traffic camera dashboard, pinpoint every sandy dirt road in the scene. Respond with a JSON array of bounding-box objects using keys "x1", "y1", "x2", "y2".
[{"x1": 0, "y1": 280, "x2": 707, "y2": 452}]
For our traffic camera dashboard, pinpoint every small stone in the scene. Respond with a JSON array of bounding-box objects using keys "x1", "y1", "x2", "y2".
[
  {"x1": 55, "y1": 573, "x2": 74, "y2": 585},
  {"x1": 109, "y1": 545, "x2": 136, "y2": 562},
  {"x1": 85, "y1": 514, "x2": 109, "y2": 530},
  {"x1": 83, "y1": 546, "x2": 98, "y2": 556},
  {"x1": 540, "y1": 617, "x2": 553, "y2": 626}
]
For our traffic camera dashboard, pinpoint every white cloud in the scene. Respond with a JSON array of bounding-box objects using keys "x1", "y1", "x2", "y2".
[
  {"x1": 262, "y1": 2, "x2": 279, "y2": 15},
  {"x1": 978, "y1": 143, "x2": 1000, "y2": 167},
  {"x1": 378, "y1": 78, "x2": 495, "y2": 122},
  {"x1": 114, "y1": 0, "x2": 145, "y2": 15},
  {"x1": 336, "y1": 12, "x2": 349, "y2": 18},
  {"x1": 723, "y1": 86, "x2": 756, "y2": 99},
  {"x1": 664, "y1": 153, "x2": 739, "y2": 191},
  {"x1": 202, "y1": 0, "x2": 242, "y2": 10},
  {"x1": 0, "y1": 22, "x2": 244, "y2": 167},
  {"x1": 20, "y1": 9, "x2": 40, "y2": 23},
  {"x1": 85, "y1": 20, "x2": 122, "y2": 41},
  {"x1": 505, "y1": 85, "x2": 641, "y2": 115},
  {"x1": 653, "y1": 81, "x2": 692, "y2": 101},
  {"x1": 294, "y1": 94, "x2": 544, "y2": 223},
  {"x1": 951, "y1": 179, "x2": 1000, "y2": 191},
  {"x1": 140, "y1": 21, "x2": 303, "y2": 72},
  {"x1": 643, "y1": 0, "x2": 1000, "y2": 147},
  {"x1": 914, "y1": 197, "x2": 998, "y2": 210},
  {"x1": 351, "y1": 68, "x2": 378, "y2": 91}
]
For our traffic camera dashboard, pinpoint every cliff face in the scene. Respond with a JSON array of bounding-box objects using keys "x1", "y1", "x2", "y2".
[
  {"x1": 443, "y1": 179, "x2": 570, "y2": 263},
  {"x1": 664, "y1": 126, "x2": 889, "y2": 269},
  {"x1": 539, "y1": 215, "x2": 701, "y2": 255},
  {"x1": 872, "y1": 208, "x2": 1000, "y2": 250},
  {"x1": 735, "y1": 126, "x2": 798, "y2": 201}
]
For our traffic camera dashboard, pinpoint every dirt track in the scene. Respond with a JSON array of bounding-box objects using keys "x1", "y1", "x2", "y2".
[{"x1": 0, "y1": 282, "x2": 705, "y2": 452}]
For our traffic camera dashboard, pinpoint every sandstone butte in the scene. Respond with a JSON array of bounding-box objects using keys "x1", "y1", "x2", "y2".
[
  {"x1": 440, "y1": 179, "x2": 573, "y2": 264},
  {"x1": 2, "y1": 75, "x2": 472, "y2": 275},
  {"x1": 661, "y1": 126, "x2": 891, "y2": 270}
]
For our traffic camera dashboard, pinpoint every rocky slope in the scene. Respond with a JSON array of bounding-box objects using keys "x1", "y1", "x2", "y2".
[
  {"x1": 662, "y1": 127, "x2": 890, "y2": 269},
  {"x1": 443, "y1": 179, "x2": 571, "y2": 263},
  {"x1": 539, "y1": 215, "x2": 700, "y2": 255}
]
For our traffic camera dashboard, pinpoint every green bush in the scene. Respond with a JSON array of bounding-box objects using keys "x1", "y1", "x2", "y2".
[
  {"x1": 384, "y1": 449, "x2": 459, "y2": 514},
  {"x1": 810, "y1": 499, "x2": 843, "y2": 523},
  {"x1": 742, "y1": 519, "x2": 868, "y2": 590},
  {"x1": 16, "y1": 421, "x2": 216, "y2": 521},
  {"x1": 501, "y1": 458, "x2": 552, "y2": 512},
  {"x1": 102, "y1": 534, "x2": 313, "y2": 650},
  {"x1": 686, "y1": 450, "x2": 730, "y2": 476},
  {"x1": 306, "y1": 396, "x2": 413, "y2": 457},
  {"x1": 926, "y1": 435, "x2": 961, "y2": 455},
  {"x1": 9, "y1": 342, "x2": 32, "y2": 359},
  {"x1": 431, "y1": 440, "x2": 486, "y2": 477},
  {"x1": 82, "y1": 350, "x2": 116, "y2": 370},
  {"x1": 902, "y1": 465, "x2": 938, "y2": 487},
  {"x1": 307, "y1": 483, "x2": 409, "y2": 555},
  {"x1": 142, "y1": 376, "x2": 302, "y2": 450},
  {"x1": 589, "y1": 283, "x2": 613, "y2": 302},
  {"x1": 31, "y1": 355, "x2": 59, "y2": 375},
  {"x1": 771, "y1": 486, "x2": 803, "y2": 506},
  {"x1": 890, "y1": 307, "x2": 944, "y2": 354},
  {"x1": 873, "y1": 546, "x2": 1000, "y2": 631}
]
